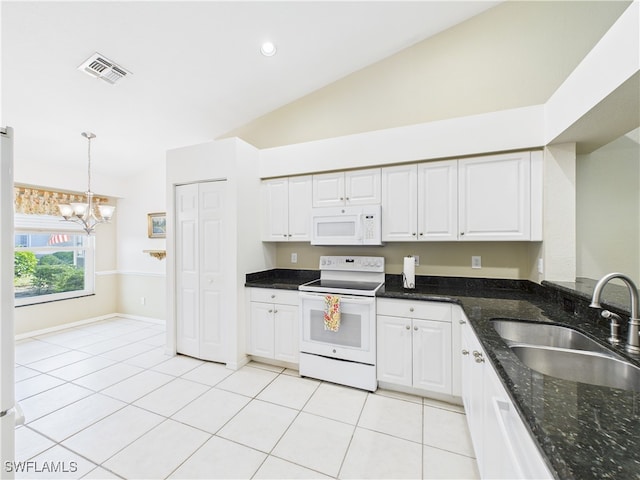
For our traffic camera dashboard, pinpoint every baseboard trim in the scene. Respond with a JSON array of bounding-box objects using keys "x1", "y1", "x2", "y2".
[
  {"x1": 16, "y1": 313, "x2": 166, "y2": 340},
  {"x1": 114, "y1": 313, "x2": 165, "y2": 325}
]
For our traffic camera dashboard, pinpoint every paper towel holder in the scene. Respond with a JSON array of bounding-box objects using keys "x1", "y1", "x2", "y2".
[{"x1": 403, "y1": 255, "x2": 416, "y2": 289}]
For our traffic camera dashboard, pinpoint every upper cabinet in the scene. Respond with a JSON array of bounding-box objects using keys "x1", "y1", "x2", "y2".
[
  {"x1": 458, "y1": 151, "x2": 542, "y2": 241},
  {"x1": 382, "y1": 160, "x2": 458, "y2": 242},
  {"x1": 261, "y1": 176, "x2": 312, "y2": 241},
  {"x1": 262, "y1": 150, "x2": 542, "y2": 243},
  {"x1": 382, "y1": 152, "x2": 542, "y2": 242},
  {"x1": 312, "y1": 168, "x2": 381, "y2": 207}
]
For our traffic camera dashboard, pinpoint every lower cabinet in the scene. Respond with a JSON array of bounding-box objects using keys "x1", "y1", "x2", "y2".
[
  {"x1": 461, "y1": 317, "x2": 553, "y2": 479},
  {"x1": 248, "y1": 288, "x2": 299, "y2": 364},
  {"x1": 377, "y1": 299, "x2": 452, "y2": 395}
]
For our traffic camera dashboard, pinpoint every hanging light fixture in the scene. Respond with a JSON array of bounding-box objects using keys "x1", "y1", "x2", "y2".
[{"x1": 58, "y1": 132, "x2": 115, "y2": 234}]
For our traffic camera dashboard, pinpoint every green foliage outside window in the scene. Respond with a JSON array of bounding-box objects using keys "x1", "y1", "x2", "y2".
[
  {"x1": 14, "y1": 252, "x2": 85, "y2": 297},
  {"x1": 14, "y1": 251, "x2": 37, "y2": 279}
]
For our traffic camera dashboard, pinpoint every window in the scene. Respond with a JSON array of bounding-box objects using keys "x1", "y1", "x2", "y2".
[{"x1": 14, "y1": 215, "x2": 95, "y2": 306}]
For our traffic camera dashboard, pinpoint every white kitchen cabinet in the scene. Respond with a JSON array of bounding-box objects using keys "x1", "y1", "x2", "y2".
[
  {"x1": 383, "y1": 152, "x2": 542, "y2": 242},
  {"x1": 460, "y1": 316, "x2": 553, "y2": 479},
  {"x1": 460, "y1": 319, "x2": 486, "y2": 467},
  {"x1": 248, "y1": 288, "x2": 299, "y2": 364},
  {"x1": 417, "y1": 160, "x2": 458, "y2": 241},
  {"x1": 176, "y1": 181, "x2": 226, "y2": 362},
  {"x1": 312, "y1": 168, "x2": 381, "y2": 207},
  {"x1": 382, "y1": 160, "x2": 458, "y2": 242},
  {"x1": 458, "y1": 151, "x2": 540, "y2": 241},
  {"x1": 377, "y1": 299, "x2": 452, "y2": 395},
  {"x1": 381, "y1": 164, "x2": 418, "y2": 241},
  {"x1": 261, "y1": 176, "x2": 312, "y2": 241}
]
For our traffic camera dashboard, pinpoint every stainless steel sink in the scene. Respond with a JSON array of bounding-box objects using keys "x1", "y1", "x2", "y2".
[
  {"x1": 492, "y1": 319, "x2": 614, "y2": 356},
  {"x1": 492, "y1": 319, "x2": 640, "y2": 391},
  {"x1": 510, "y1": 345, "x2": 640, "y2": 392}
]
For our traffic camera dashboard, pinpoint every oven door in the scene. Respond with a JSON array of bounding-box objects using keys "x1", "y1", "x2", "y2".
[{"x1": 299, "y1": 291, "x2": 376, "y2": 364}]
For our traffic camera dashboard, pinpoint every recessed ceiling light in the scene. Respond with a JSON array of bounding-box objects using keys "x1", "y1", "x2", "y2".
[{"x1": 260, "y1": 41, "x2": 277, "y2": 57}]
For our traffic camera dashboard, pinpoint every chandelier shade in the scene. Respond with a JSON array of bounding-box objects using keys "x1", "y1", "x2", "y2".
[{"x1": 58, "y1": 132, "x2": 115, "y2": 234}]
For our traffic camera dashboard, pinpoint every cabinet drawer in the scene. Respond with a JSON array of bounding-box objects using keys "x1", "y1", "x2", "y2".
[
  {"x1": 250, "y1": 288, "x2": 299, "y2": 306},
  {"x1": 377, "y1": 298, "x2": 452, "y2": 321}
]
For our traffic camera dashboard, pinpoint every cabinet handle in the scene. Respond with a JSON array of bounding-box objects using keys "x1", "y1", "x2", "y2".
[
  {"x1": 475, "y1": 357, "x2": 485, "y2": 363},
  {"x1": 274, "y1": 309, "x2": 278, "y2": 314},
  {"x1": 288, "y1": 234, "x2": 292, "y2": 237},
  {"x1": 460, "y1": 232, "x2": 465, "y2": 236},
  {"x1": 462, "y1": 349, "x2": 469, "y2": 355},
  {"x1": 412, "y1": 232, "x2": 416, "y2": 236},
  {"x1": 414, "y1": 326, "x2": 418, "y2": 331},
  {"x1": 472, "y1": 350, "x2": 482, "y2": 357},
  {"x1": 419, "y1": 232, "x2": 424, "y2": 236},
  {"x1": 268, "y1": 309, "x2": 273, "y2": 313},
  {"x1": 345, "y1": 197, "x2": 350, "y2": 201},
  {"x1": 271, "y1": 294, "x2": 275, "y2": 299},
  {"x1": 459, "y1": 319, "x2": 466, "y2": 325},
  {"x1": 340, "y1": 197, "x2": 344, "y2": 201},
  {"x1": 283, "y1": 234, "x2": 287, "y2": 237},
  {"x1": 405, "y1": 325, "x2": 410, "y2": 330},
  {"x1": 409, "y1": 307, "x2": 414, "y2": 312}
]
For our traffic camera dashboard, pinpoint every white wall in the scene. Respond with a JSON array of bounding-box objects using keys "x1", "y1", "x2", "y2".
[
  {"x1": 576, "y1": 128, "x2": 640, "y2": 283},
  {"x1": 115, "y1": 167, "x2": 167, "y2": 321}
]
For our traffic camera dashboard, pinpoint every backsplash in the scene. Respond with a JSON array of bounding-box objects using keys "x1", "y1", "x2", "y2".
[{"x1": 274, "y1": 241, "x2": 539, "y2": 280}]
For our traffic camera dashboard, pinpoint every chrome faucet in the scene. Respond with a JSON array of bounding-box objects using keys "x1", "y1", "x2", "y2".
[{"x1": 589, "y1": 272, "x2": 640, "y2": 354}]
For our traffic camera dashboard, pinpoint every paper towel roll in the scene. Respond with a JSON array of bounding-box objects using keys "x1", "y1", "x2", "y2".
[{"x1": 403, "y1": 256, "x2": 415, "y2": 289}]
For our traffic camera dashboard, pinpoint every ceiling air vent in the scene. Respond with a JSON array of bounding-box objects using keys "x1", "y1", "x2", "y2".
[{"x1": 78, "y1": 52, "x2": 131, "y2": 85}]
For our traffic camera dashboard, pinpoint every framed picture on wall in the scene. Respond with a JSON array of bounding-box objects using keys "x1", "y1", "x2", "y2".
[{"x1": 147, "y1": 212, "x2": 166, "y2": 238}]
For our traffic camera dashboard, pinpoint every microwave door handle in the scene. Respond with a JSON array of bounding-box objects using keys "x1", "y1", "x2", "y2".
[{"x1": 356, "y1": 214, "x2": 363, "y2": 241}]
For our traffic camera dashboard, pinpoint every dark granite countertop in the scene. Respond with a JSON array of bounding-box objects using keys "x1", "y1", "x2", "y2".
[{"x1": 245, "y1": 269, "x2": 640, "y2": 479}]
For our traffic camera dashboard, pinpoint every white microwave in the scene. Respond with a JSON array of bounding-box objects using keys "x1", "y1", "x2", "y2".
[{"x1": 310, "y1": 205, "x2": 382, "y2": 246}]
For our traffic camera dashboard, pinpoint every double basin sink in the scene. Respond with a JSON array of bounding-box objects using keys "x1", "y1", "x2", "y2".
[{"x1": 492, "y1": 319, "x2": 640, "y2": 392}]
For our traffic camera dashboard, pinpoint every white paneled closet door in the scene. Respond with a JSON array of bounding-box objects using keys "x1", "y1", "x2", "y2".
[
  {"x1": 199, "y1": 181, "x2": 225, "y2": 361},
  {"x1": 176, "y1": 181, "x2": 226, "y2": 362}
]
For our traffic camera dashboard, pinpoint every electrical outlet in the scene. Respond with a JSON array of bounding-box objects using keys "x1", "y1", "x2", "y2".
[
  {"x1": 538, "y1": 258, "x2": 544, "y2": 274},
  {"x1": 471, "y1": 256, "x2": 481, "y2": 269},
  {"x1": 414, "y1": 255, "x2": 420, "y2": 266},
  {"x1": 140, "y1": 297, "x2": 146, "y2": 305},
  {"x1": 291, "y1": 253, "x2": 298, "y2": 264}
]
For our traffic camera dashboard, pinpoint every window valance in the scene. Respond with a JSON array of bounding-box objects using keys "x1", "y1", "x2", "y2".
[{"x1": 14, "y1": 185, "x2": 109, "y2": 216}]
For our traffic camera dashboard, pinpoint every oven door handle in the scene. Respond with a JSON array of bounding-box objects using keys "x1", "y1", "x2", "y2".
[{"x1": 298, "y1": 292, "x2": 375, "y2": 304}]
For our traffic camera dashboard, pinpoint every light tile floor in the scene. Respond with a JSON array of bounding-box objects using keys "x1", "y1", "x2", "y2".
[{"x1": 13, "y1": 316, "x2": 479, "y2": 479}]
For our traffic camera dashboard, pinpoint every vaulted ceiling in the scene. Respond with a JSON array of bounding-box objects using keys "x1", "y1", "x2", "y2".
[{"x1": 1, "y1": 1, "x2": 500, "y2": 181}]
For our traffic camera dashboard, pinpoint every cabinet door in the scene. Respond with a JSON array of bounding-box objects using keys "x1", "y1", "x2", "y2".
[
  {"x1": 312, "y1": 172, "x2": 345, "y2": 207},
  {"x1": 483, "y1": 365, "x2": 553, "y2": 480},
  {"x1": 412, "y1": 319, "x2": 452, "y2": 394},
  {"x1": 249, "y1": 302, "x2": 275, "y2": 358},
  {"x1": 461, "y1": 322, "x2": 485, "y2": 471},
  {"x1": 345, "y1": 168, "x2": 381, "y2": 205},
  {"x1": 376, "y1": 315, "x2": 413, "y2": 386},
  {"x1": 381, "y1": 164, "x2": 418, "y2": 241},
  {"x1": 417, "y1": 160, "x2": 458, "y2": 241},
  {"x1": 288, "y1": 176, "x2": 312, "y2": 241},
  {"x1": 458, "y1": 152, "x2": 531, "y2": 241},
  {"x1": 274, "y1": 304, "x2": 299, "y2": 363},
  {"x1": 261, "y1": 178, "x2": 289, "y2": 241}
]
